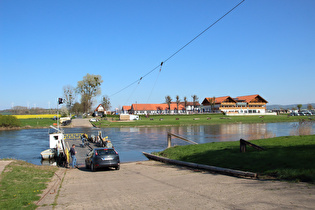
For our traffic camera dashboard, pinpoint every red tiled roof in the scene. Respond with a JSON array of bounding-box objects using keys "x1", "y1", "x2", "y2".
[
  {"x1": 122, "y1": 106, "x2": 131, "y2": 110},
  {"x1": 235, "y1": 94, "x2": 268, "y2": 103},
  {"x1": 131, "y1": 103, "x2": 185, "y2": 111},
  {"x1": 203, "y1": 95, "x2": 268, "y2": 105},
  {"x1": 95, "y1": 104, "x2": 105, "y2": 112},
  {"x1": 203, "y1": 96, "x2": 236, "y2": 104}
]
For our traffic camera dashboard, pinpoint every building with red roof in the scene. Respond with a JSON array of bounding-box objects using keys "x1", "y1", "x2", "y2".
[
  {"x1": 121, "y1": 106, "x2": 132, "y2": 114},
  {"x1": 201, "y1": 94, "x2": 270, "y2": 115},
  {"x1": 130, "y1": 103, "x2": 186, "y2": 115}
]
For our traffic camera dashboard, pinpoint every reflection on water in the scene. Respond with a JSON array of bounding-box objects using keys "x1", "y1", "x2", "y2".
[
  {"x1": 0, "y1": 122, "x2": 314, "y2": 165},
  {"x1": 290, "y1": 121, "x2": 314, "y2": 136}
]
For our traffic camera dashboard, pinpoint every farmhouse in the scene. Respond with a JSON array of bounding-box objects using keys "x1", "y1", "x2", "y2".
[
  {"x1": 201, "y1": 94, "x2": 272, "y2": 115},
  {"x1": 94, "y1": 104, "x2": 106, "y2": 116}
]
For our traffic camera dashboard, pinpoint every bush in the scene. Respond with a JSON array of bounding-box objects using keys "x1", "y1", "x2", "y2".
[{"x1": 0, "y1": 115, "x2": 21, "y2": 127}]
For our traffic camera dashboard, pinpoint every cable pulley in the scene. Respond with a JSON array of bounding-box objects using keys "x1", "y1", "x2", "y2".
[
  {"x1": 159, "y1": 62, "x2": 163, "y2": 72},
  {"x1": 138, "y1": 77, "x2": 143, "y2": 84}
]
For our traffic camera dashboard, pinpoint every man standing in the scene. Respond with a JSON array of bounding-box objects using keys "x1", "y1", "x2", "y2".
[{"x1": 69, "y1": 144, "x2": 77, "y2": 168}]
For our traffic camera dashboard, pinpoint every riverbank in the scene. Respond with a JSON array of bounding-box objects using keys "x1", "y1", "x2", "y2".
[
  {"x1": 155, "y1": 134, "x2": 315, "y2": 183},
  {"x1": 0, "y1": 114, "x2": 313, "y2": 130},
  {"x1": 93, "y1": 113, "x2": 314, "y2": 127}
]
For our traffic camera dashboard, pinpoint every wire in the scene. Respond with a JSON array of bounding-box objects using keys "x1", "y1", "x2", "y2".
[
  {"x1": 110, "y1": 0, "x2": 245, "y2": 97},
  {"x1": 163, "y1": 0, "x2": 245, "y2": 64},
  {"x1": 146, "y1": 67, "x2": 162, "y2": 103}
]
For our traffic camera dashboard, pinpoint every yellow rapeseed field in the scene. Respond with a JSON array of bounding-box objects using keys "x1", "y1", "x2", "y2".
[{"x1": 13, "y1": 114, "x2": 60, "y2": 119}]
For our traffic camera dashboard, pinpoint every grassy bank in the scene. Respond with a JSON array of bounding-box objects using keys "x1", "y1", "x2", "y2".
[
  {"x1": 93, "y1": 114, "x2": 314, "y2": 127},
  {"x1": 1, "y1": 113, "x2": 313, "y2": 129},
  {"x1": 19, "y1": 118, "x2": 57, "y2": 128},
  {"x1": 0, "y1": 160, "x2": 57, "y2": 209},
  {"x1": 155, "y1": 135, "x2": 315, "y2": 183}
]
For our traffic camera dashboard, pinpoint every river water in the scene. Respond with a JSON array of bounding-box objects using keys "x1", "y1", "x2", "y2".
[{"x1": 0, "y1": 122, "x2": 314, "y2": 165}]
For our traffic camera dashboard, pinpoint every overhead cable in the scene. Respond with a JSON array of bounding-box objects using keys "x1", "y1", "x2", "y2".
[{"x1": 110, "y1": 0, "x2": 245, "y2": 97}]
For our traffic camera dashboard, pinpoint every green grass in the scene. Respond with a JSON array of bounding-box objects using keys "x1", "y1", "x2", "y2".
[
  {"x1": 2, "y1": 113, "x2": 312, "y2": 129},
  {"x1": 19, "y1": 118, "x2": 57, "y2": 128},
  {"x1": 155, "y1": 135, "x2": 315, "y2": 183},
  {"x1": 93, "y1": 114, "x2": 313, "y2": 127},
  {"x1": 0, "y1": 160, "x2": 57, "y2": 209}
]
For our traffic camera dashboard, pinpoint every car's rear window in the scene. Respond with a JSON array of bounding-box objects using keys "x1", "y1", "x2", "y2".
[{"x1": 96, "y1": 149, "x2": 116, "y2": 155}]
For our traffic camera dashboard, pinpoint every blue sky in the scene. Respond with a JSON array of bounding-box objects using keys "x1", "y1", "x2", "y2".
[{"x1": 1, "y1": 0, "x2": 314, "y2": 111}]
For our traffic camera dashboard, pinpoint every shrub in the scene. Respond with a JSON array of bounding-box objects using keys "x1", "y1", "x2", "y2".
[{"x1": 0, "y1": 115, "x2": 21, "y2": 127}]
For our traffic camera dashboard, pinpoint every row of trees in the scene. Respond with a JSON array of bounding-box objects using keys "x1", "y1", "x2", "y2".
[
  {"x1": 63, "y1": 74, "x2": 111, "y2": 116},
  {"x1": 164, "y1": 94, "x2": 199, "y2": 112},
  {"x1": 297, "y1": 104, "x2": 313, "y2": 111},
  {"x1": 8, "y1": 106, "x2": 57, "y2": 115}
]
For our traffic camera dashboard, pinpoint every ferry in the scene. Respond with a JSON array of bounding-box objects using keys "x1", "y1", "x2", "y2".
[{"x1": 40, "y1": 126, "x2": 69, "y2": 166}]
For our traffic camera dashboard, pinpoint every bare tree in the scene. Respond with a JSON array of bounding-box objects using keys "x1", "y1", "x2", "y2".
[
  {"x1": 307, "y1": 104, "x2": 313, "y2": 111},
  {"x1": 165, "y1": 95, "x2": 172, "y2": 114},
  {"x1": 63, "y1": 85, "x2": 76, "y2": 113},
  {"x1": 101, "y1": 95, "x2": 111, "y2": 111},
  {"x1": 76, "y1": 73, "x2": 103, "y2": 113}
]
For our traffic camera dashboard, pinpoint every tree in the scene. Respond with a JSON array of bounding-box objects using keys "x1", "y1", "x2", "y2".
[
  {"x1": 71, "y1": 102, "x2": 82, "y2": 116},
  {"x1": 63, "y1": 85, "x2": 76, "y2": 114},
  {"x1": 76, "y1": 74, "x2": 103, "y2": 113},
  {"x1": 165, "y1": 95, "x2": 172, "y2": 113},
  {"x1": 60, "y1": 106, "x2": 69, "y2": 117},
  {"x1": 101, "y1": 95, "x2": 111, "y2": 111},
  {"x1": 183, "y1": 97, "x2": 187, "y2": 112},
  {"x1": 209, "y1": 96, "x2": 216, "y2": 113},
  {"x1": 175, "y1": 95, "x2": 180, "y2": 113},
  {"x1": 297, "y1": 104, "x2": 302, "y2": 112},
  {"x1": 307, "y1": 104, "x2": 313, "y2": 111},
  {"x1": 191, "y1": 95, "x2": 199, "y2": 112},
  {"x1": 80, "y1": 94, "x2": 89, "y2": 115}
]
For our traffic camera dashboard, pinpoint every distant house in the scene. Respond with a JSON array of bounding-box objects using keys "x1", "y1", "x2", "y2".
[
  {"x1": 122, "y1": 106, "x2": 131, "y2": 114},
  {"x1": 201, "y1": 94, "x2": 273, "y2": 115},
  {"x1": 94, "y1": 104, "x2": 106, "y2": 117},
  {"x1": 175, "y1": 102, "x2": 201, "y2": 113},
  {"x1": 121, "y1": 101, "x2": 200, "y2": 115},
  {"x1": 130, "y1": 103, "x2": 185, "y2": 115}
]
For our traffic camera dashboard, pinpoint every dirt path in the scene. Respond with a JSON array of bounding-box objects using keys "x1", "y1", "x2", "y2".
[
  {"x1": 37, "y1": 161, "x2": 315, "y2": 209},
  {"x1": 0, "y1": 160, "x2": 13, "y2": 174},
  {"x1": 70, "y1": 118, "x2": 93, "y2": 128}
]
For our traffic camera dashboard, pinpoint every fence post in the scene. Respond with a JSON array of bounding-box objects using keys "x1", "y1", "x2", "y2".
[
  {"x1": 240, "y1": 139, "x2": 246, "y2": 153},
  {"x1": 167, "y1": 133, "x2": 172, "y2": 148}
]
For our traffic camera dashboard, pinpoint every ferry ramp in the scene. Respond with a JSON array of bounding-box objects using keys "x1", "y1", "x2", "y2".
[{"x1": 70, "y1": 118, "x2": 93, "y2": 128}]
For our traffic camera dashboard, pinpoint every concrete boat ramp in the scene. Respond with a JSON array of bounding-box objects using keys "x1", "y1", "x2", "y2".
[
  {"x1": 70, "y1": 118, "x2": 94, "y2": 128},
  {"x1": 34, "y1": 160, "x2": 314, "y2": 210}
]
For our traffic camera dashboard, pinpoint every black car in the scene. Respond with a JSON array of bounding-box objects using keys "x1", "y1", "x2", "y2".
[{"x1": 85, "y1": 148, "x2": 120, "y2": 171}]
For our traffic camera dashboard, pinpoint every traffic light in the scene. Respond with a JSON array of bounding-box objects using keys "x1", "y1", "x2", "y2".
[{"x1": 58, "y1": 98, "x2": 63, "y2": 104}]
